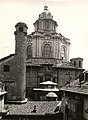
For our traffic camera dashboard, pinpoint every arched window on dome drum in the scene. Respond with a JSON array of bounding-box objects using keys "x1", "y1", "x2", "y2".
[
  {"x1": 42, "y1": 44, "x2": 51, "y2": 58},
  {"x1": 27, "y1": 45, "x2": 32, "y2": 59}
]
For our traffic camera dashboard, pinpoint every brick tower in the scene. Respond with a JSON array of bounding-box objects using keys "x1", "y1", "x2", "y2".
[{"x1": 14, "y1": 22, "x2": 28, "y2": 102}]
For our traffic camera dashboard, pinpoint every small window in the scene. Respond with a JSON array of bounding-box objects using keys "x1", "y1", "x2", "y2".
[
  {"x1": 53, "y1": 77, "x2": 58, "y2": 83},
  {"x1": 62, "y1": 57, "x2": 63, "y2": 60},
  {"x1": 39, "y1": 76, "x2": 43, "y2": 83},
  {"x1": 79, "y1": 61, "x2": 81, "y2": 67},
  {"x1": 37, "y1": 76, "x2": 43, "y2": 85},
  {"x1": 19, "y1": 27, "x2": 23, "y2": 32},
  {"x1": 26, "y1": 66, "x2": 30, "y2": 72},
  {"x1": 45, "y1": 77, "x2": 51, "y2": 81},
  {"x1": 0, "y1": 96, "x2": 3, "y2": 100},
  {"x1": 74, "y1": 61, "x2": 76, "y2": 66},
  {"x1": 53, "y1": 77, "x2": 56, "y2": 82},
  {"x1": 4, "y1": 65, "x2": 10, "y2": 72},
  {"x1": 85, "y1": 73, "x2": 88, "y2": 81}
]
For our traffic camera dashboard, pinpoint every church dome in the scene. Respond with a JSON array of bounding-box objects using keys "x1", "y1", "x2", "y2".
[{"x1": 39, "y1": 6, "x2": 53, "y2": 20}]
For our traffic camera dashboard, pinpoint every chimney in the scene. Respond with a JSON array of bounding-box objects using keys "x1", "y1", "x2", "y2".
[{"x1": 14, "y1": 22, "x2": 28, "y2": 103}]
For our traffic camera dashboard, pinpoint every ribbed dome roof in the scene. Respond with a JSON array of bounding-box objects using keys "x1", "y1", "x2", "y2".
[{"x1": 39, "y1": 6, "x2": 53, "y2": 20}]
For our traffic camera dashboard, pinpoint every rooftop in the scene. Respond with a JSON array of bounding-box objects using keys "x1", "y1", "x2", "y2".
[
  {"x1": 6, "y1": 101, "x2": 60, "y2": 115},
  {"x1": 60, "y1": 79, "x2": 88, "y2": 95},
  {"x1": 0, "y1": 54, "x2": 15, "y2": 63}
]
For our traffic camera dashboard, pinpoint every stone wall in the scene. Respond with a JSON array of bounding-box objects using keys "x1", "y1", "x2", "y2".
[{"x1": 0, "y1": 56, "x2": 16, "y2": 101}]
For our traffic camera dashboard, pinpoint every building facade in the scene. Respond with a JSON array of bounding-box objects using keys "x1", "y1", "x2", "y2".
[
  {"x1": 0, "y1": 6, "x2": 84, "y2": 102},
  {"x1": 60, "y1": 71, "x2": 88, "y2": 120}
]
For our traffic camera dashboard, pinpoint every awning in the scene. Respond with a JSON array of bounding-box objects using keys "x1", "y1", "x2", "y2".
[
  {"x1": 33, "y1": 88, "x2": 59, "y2": 92},
  {"x1": 39, "y1": 81, "x2": 58, "y2": 85},
  {"x1": 46, "y1": 92, "x2": 58, "y2": 98}
]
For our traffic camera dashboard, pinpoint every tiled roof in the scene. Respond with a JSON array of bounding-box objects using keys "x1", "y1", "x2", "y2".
[
  {"x1": 6, "y1": 101, "x2": 60, "y2": 115},
  {"x1": 60, "y1": 79, "x2": 88, "y2": 95},
  {"x1": 56, "y1": 62, "x2": 76, "y2": 69}
]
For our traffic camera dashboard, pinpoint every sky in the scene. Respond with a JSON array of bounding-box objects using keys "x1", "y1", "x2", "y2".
[{"x1": 0, "y1": 0, "x2": 88, "y2": 69}]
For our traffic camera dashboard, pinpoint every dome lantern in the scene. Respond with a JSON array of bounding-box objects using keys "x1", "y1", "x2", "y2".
[
  {"x1": 34, "y1": 6, "x2": 58, "y2": 33},
  {"x1": 39, "y1": 6, "x2": 53, "y2": 20}
]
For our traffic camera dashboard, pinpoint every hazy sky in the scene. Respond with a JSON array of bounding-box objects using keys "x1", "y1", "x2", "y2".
[{"x1": 0, "y1": 0, "x2": 88, "y2": 69}]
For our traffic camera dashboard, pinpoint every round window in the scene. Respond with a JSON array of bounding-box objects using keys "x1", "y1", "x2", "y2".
[{"x1": 19, "y1": 27, "x2": 23, "y2": 32}]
